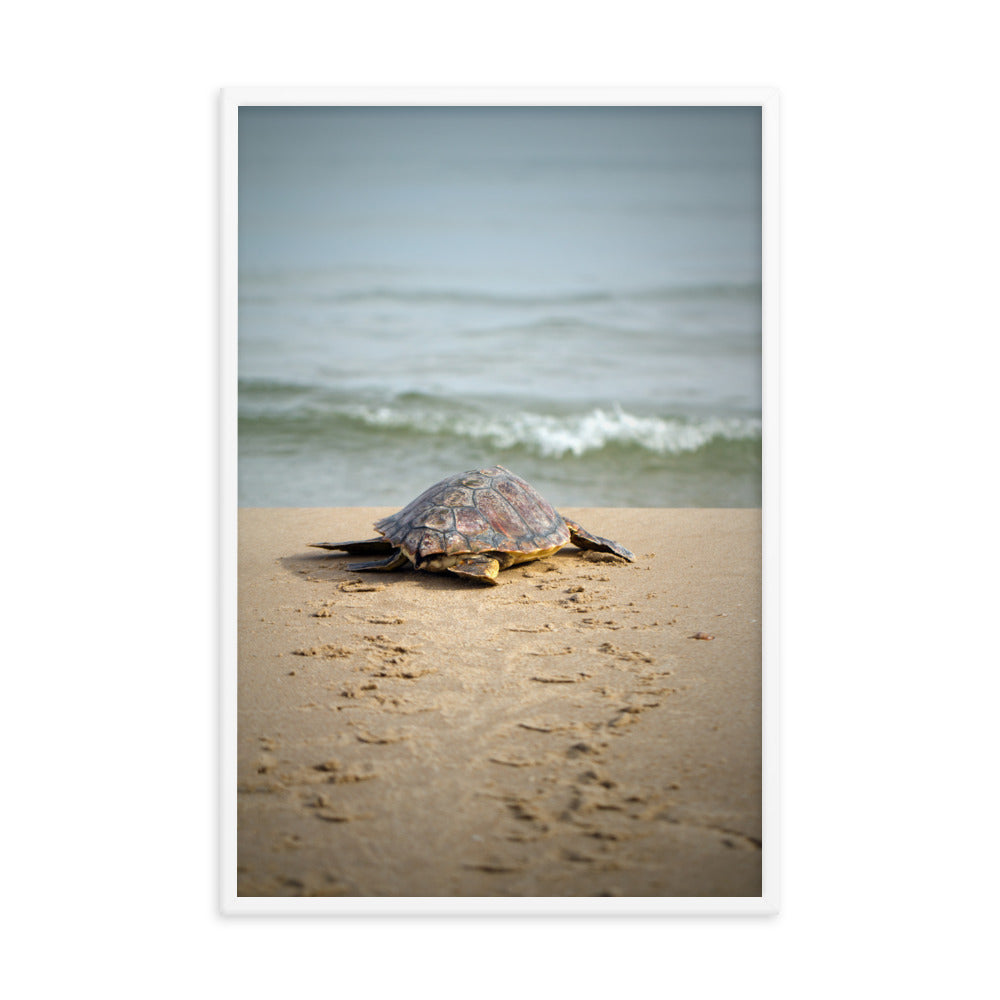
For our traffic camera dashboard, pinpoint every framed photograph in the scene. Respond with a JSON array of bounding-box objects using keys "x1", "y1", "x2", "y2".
[{"x1": 221, "y1": 88, "x2": 777, "y2": 914}]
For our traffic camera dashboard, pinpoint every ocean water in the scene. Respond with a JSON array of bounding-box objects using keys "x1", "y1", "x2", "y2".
[{"x1": 238, "y1": 106, "x2": 762, "y2": 508}]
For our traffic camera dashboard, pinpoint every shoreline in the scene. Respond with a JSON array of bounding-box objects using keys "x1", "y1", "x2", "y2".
[{"x1": 236, "y1": 507, "x2": 762, "y2": 898}]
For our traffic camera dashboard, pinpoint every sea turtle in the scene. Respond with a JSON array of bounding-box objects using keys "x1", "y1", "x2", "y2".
[{"x1": 310, "y1": 465, "x2": 634, "y2": 585}]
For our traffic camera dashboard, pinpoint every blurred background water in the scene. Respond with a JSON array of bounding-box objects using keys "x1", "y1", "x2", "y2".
[{"x1": 238, "y1": 106, "x2": 762, "y2": 508}]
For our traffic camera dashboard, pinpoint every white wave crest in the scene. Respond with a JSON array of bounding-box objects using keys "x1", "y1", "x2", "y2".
[{"x1": 350, "y1": 404, "x2": 760, "y2": 459}]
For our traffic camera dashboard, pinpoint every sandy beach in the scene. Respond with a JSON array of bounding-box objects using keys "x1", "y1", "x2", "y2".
[{"x1": 236, "y1": 507, "x2": 762, "y2": 899}]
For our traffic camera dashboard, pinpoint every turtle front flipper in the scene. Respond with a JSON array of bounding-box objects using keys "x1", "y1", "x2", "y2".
[
  {"x1": 562, "y1": 517, "x2": 635, "y2": 562},
  {"x1": 310, "y1": 537, "x2": 395, "y2": 554},
  {"x1": 347, "y1": 549, "x2": 410, "y2": 572},
  {"x1": 446, "y1": 555, "x2": 501, "y2": 585}
]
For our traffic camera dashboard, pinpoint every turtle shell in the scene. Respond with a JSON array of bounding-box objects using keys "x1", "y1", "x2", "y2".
[{"x1": 374, "y1": 466, "x2": 570, "y2": 566}]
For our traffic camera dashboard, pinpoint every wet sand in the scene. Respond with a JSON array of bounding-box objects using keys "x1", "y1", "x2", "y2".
[{"x1": 234, "y1": 507, "x2": 762, "y2": 900}]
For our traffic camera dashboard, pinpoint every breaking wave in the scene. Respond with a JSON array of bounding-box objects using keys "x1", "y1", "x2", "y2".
[
  {"x1": 240, "y1": 382, "x2": 760, "y2": 461},
  {"x1": 347, "y1": 403, "x2": 759, "y2": 458}
]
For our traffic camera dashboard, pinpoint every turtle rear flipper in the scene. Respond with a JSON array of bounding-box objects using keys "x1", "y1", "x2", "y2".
[
  {"x1": 447, "y1": 555, "x2": 501, "y2": 585},
  {"x1": 310, "y1": 537, "x2": 394, "y2": 554},
  {"x1": 563, "y1": 517, "x2": 635, "y2": 562},
  {"x1": 347, "y1": 549, "x2": 409, "y2": 572}
]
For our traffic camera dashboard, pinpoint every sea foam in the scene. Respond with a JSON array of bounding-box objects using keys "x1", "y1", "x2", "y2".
[{"x1": 349, "y1": 403, "x2": 760, "y2": 459}]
